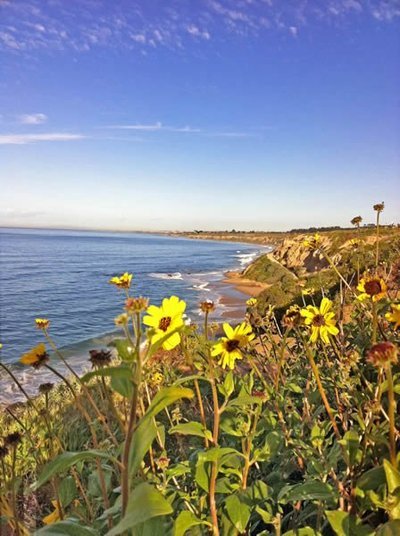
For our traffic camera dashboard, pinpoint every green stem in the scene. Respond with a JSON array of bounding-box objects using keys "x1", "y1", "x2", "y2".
[
  {"x1": 376, "y1": 212, "x2": 380, "y2": 268},
  {"x1": 303, "y1": 346, "x2": 341, "y2": 441},
  {"x1": 121, "y1": 313, "x2": 142, "y2": 516},
  {"x1": 386, "y1": 364, "x2": 397, "y2": 468},
  {"x1": 45, "y1": 364, "x2": 112, "y2": 526},
  {"x1": 44, "y1": 332, "x2": 118, "y2": 446},
  {"x1": 10, "y1": 446, "x2": 20, "y2": 536},
  {"x1": 208, "y1": 356, "x2": 220, "y2": 536},
  {"x1": 372, "y1": 301, "x2": 378, "y2": 345}
]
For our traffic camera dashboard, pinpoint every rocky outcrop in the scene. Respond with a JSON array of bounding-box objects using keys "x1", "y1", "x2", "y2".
[{"x1": 271, "y1": 235, "x2": 331, "y2": 274}]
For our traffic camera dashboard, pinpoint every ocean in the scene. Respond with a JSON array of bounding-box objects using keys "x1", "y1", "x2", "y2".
[{"x1": 0, "y1": 228, "x2": 268, "y2": 403}]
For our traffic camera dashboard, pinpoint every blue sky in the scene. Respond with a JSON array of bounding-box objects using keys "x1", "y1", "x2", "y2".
[{"x1": 0, "y1": 0, "x2": 399, "y2": 231}]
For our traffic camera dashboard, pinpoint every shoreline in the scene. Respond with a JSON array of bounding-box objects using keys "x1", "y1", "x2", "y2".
[{"x1": 0, "y1": 245, "x2": 267, "y2": 406}]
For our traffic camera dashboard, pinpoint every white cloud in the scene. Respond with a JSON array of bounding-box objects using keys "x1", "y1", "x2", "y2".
[
  {"x1": 186, "y1": 25, "x2": 211, "y2": 40},
  {"x1": 0, "y1": 133, "x2": 85, "y2": 145},
  {"x1": 107, "y1": 122, "x2": 201, "y2": 133},
  {"x1": 17, "y1": 113, "x2": 47, "y2": 125},
  {"x1": 0, "y1": 0, "x2": 398, "y2": 55}
]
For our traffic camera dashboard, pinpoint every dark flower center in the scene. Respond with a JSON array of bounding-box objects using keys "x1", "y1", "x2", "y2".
[
  {"x1": 364, "y1": 280, "x2": 382, "y2": 296},
  {"x1": 33, "y1": 352, "x2": 49, "y2": 369},
  {"x1": 89, "y1": 349, "x2": 112, "y2": 368},
  {"x1": 226, "y1": 339, "x2": 240, "y2": 352},
  {"x1": 312, "y1": 314, "x2": 326, "y2": 327},
  {"x1": 159, "y1": 317, "x2": 172, "y2": 332}
]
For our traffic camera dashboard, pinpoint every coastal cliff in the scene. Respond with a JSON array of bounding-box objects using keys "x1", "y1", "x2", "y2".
[{"x1": 178, "y1": 227, "x2": 400, "y2": 315}]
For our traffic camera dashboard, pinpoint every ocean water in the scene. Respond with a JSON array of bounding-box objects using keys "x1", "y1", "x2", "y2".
[{"x1": 0, "y1": 228, "x2": 268, "y2": 403}]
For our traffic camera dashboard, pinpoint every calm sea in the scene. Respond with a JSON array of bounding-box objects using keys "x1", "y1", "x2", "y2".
[{"x1": 0, "y1": 228, "x2": 267, "y2": 402}]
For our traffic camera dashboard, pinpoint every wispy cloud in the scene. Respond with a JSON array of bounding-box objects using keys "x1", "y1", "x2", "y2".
[
  {"x1": 17, "y1": 113, "x2": 47, "y2": 124},
  {"x1": 107, "y1": 122, "x2": 201, "y2": 133},
  {"x1": 0, "y1": 133, "x2": 85, "y2": 145},
  {"x1": 0, "y1": 0, "x2": 399, "y2": 54},
  {"x1": 105, "y1": 123, "x2": 257, "y2": 138}
]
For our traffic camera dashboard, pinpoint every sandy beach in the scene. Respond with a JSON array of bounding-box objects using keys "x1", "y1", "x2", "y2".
[{"x1": 223, "y1": 270, "x2": 270, "y2": 297}]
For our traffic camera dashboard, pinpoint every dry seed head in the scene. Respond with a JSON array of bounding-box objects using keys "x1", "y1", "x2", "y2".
[
  {"x1": 114, "y1": 313, "x2": 129, "y2": 326},
  {"x1": 200, "y1": 299, "x2": 215, "y2": 313},
  {"x1": 89, "y1": 349, "x2": 112, "y2": 368},
  {"x1": 367, "y1": 341, "x2": 398, "y2": 368},
  {"x1": 283, "y1": 305, "x2": 302, "y2": 328},
  {"x1": 39, "y1": 382, "x2": 54, "y2": 394},
  {"x1": 373, "y1": 202, "x2": 384, "y2": 213},
  {"x1": 351, "y1": 216, "x2": 362, "y2": 226},
  {"x1": 125, "y1": 296, "x2": 150, "y2": 313},
  {"x1": 4, "y1": 432, "x2": 22, "y2": 447}
]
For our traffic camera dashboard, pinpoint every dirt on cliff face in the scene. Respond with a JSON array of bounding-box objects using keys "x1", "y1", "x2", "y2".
[{"x1": 271, "y1": 235, "x2": 330, "y2": 274}]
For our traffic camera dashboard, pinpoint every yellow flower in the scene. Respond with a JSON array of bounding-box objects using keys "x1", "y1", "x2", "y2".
[
  {"x1": 35, "y1": 318, "x2": 50, "y2": 330},
  {"x1": 109, "y1": 272, "x2": 133, "y2": 290},
  {"x1": 386, "y1": 304, "x2": 400, "y2": 330},
  {"x1": 246, "y1": 297, "x2": 258, "y2": 307},
  {"x1": 300, "y1": 298, "x2": 339, "y2": 344},
  {"x1": 143, "y1": 296, "x2": 186, "y2": 350},
  {"x1": 211, "y1": 322, "x2": 255, "y2": 369},
  {"x1": 301, "y1": 288, "x2": 315, "y2": 296},
  {"x1": 43, "y1": 500, "x2": 62, "y2": 525},
  {"x1": 20, "y1": 343, "x2": 49, "y2": 368},
  {"x1": 357, "y1": 276, "x2": 387, "y2": 302},
  {"x1": 303, "y1": 234, "x2": 321, "y2": 249}
]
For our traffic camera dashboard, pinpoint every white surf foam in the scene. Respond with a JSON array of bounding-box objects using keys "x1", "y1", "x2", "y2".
[{"x1": 149, "y1": 272, "x2": 183, "y2": 280}]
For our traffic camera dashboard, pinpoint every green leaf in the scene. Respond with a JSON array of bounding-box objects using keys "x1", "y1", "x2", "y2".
[
  {"x1": 286, "y1": 382, "x2": 303, "y2": 394},
  {"x1": 127, "y1": 387, "x2": 193, "y2": 477},
  {"x1": 225, "y1": 494, "x2": 251, "y2": 533},
  {"x1": 255, "y1": 506, "x2": 273, "y2": 524},
  {"x1": 143, "y1": 386, "x2": 194, "y2": 422},
  {"x1": 356, "y1": 466, "x2": 386, "y2": 491},
  {"x1": 129, "y1": 419, "x2": 159, "y2": 477},
  {"x1": 34, "y1": 519, "x2": 97, "y2": 535},
  {"x1": 376, "y1": 521, "x2": 400, "y2": 535},
  {"x1": 88, "y1": 465, "x2": 113, "y2": 498},
  {"x1": 339, "y1": 430, "x2": 361, "y2": 467},
  {"x1": 253, "y1": 431, "x2": 281, "y2": 462},
  {"x1": 58, "y1": 476, "x2": 77, "y2": 508},
  {"x1": 195, "y1": 448, "x2": 242, "y2": 492},
  {"x1": 174, "y1": 511, "x2": 211, "y2": 536},
  {"x1": 81, "y1": 365, "x2": 132, "y2": 384},
  {"x1": 31, "y1": 451, "x2": 115, "y2": 491},
  {"x1": 227, "y1": 394, "x2": 264, "y2": 408},
  {"x1": 283, "y1": 529, "x2": 320, "y2": 536},
  {"x1": 173, "y1": 375, "x2": 211, "y2": 386},
  {"x1": 169, "y1": 421, "x2": 212, "y2": 441},
  {"x1": 114, "y1": 339, "x2": 135, "y2": 362},
  {"x1": 222, "y1": 371, "x2": 235, "y2": 398},
  {"x1": 106, "y1": 483, "x2": 173, "y2": 535},
  {"x1": 279, "y1": 481, "x2": 336, "y2": 504},
  {"x1": 384, "y1": 460, "x2": 400, "y2": 494},
  {"x1": 326, "y1": 510, "x2": 374, "y2": 536}
]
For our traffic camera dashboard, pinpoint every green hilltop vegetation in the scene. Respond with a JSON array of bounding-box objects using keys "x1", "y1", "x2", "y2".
[{"x1": 244, "y1": 226, "x2": 400, "y2": 317}]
